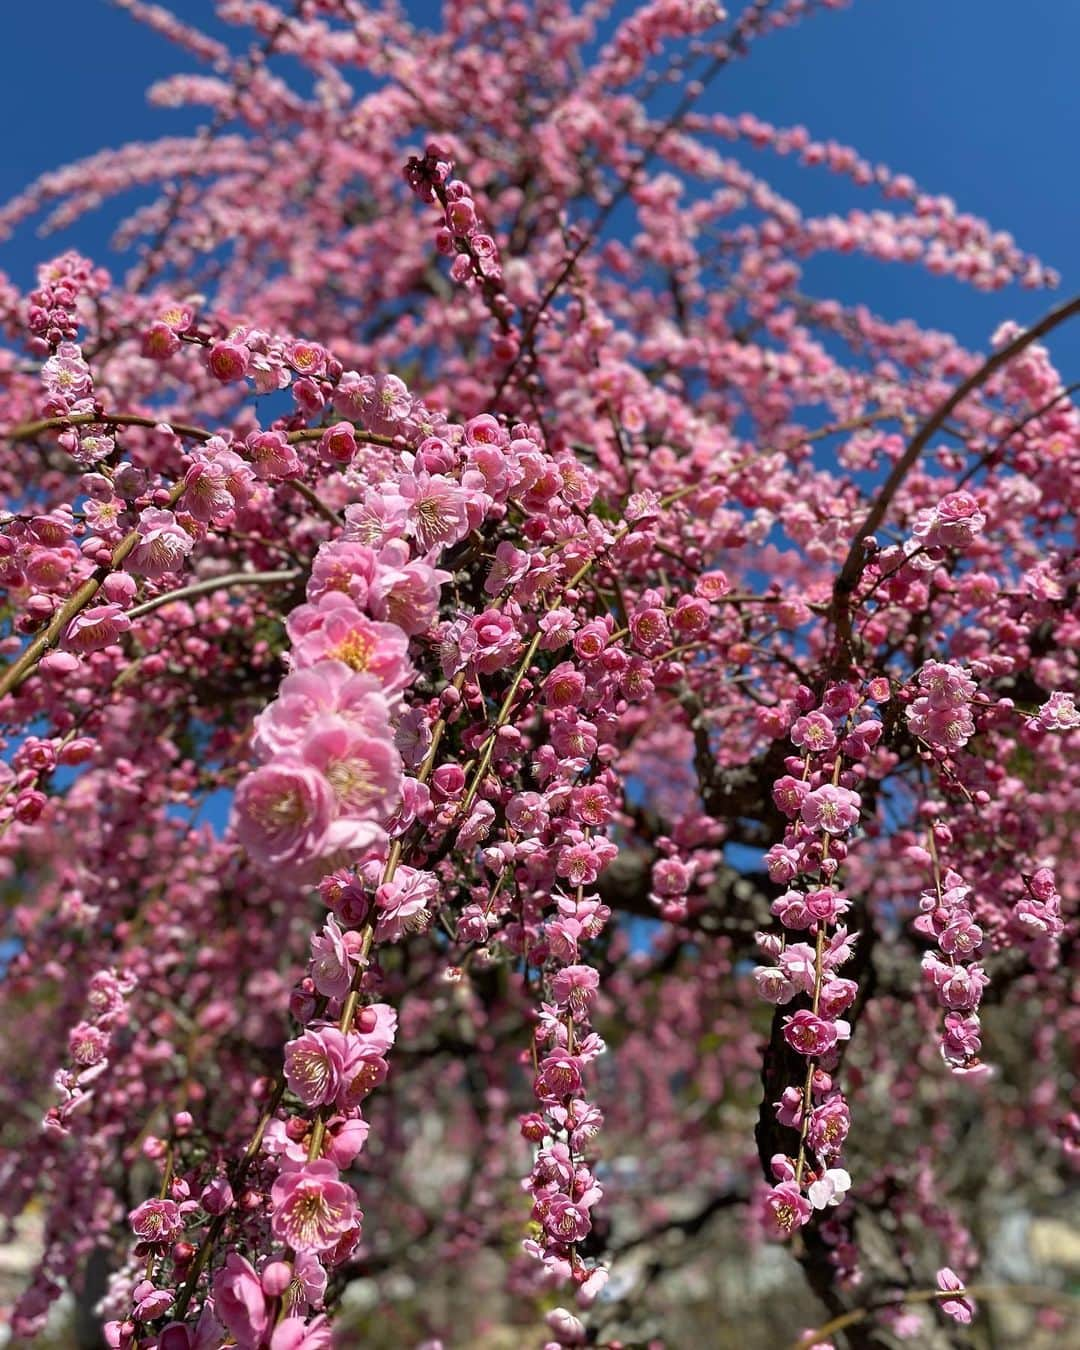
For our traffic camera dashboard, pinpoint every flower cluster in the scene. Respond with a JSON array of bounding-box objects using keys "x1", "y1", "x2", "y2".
[
  {"x1": 756, "y1": 683, "x2": 880, "y2": 1242},
  {"x1": 916, "y1": 867, "x2": 990, "y2": 1074}
]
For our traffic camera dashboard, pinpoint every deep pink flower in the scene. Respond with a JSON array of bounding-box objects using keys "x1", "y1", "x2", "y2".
[
  {"x1": 206, "y1": 339, "x2": 251, "y2": 381},
  {"x1": 782, "y1": 1010, "x2": 847, "y2": 1057},
  {"x1": 790, "y1": 712, "x2": 837, "y2": 753},
  {"x1": 283, "y1": 1027, "x2": 349, "y2": 1108},
  {"x1": 335, "y1": 1042, "x2": 389, "y2": 1111},
  {"x1": 129, "y1": 1197, "x2": 183, "y2": 1243},
  {"x1": 550, "y1": 965, "x2": 600, "y2": 1016},
  {"x1": 763, "y1": 1180, "x2": 812, "y2": 1236},
  {"x1": 540, "y1": 1194, "x2": 594, "y2": 1242},
  {"x1": 468, "y1": 609, "x2": 522, "y2": 673},
  {"x1": 806, "y1": 1096, "x2": 851, "y2": 1155}
]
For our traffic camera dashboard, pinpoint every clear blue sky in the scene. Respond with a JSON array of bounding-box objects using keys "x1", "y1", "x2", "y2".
[{"x1": 1, "y1": 1, "x2": 1077, "y2": 372}]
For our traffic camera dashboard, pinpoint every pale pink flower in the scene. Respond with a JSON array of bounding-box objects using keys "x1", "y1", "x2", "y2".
[
  {"x1": 800, "y1": 784, "x2": 861, "y2": 835},
  {"x1": 288, "y1": 594, "x2": 412, "y2": 693},
  {"x1": 63, "y1": 604, "x2": 131, "y2": 653},
  {"x1": 213, "y1": 1252, "x2": 269, "y2": 1349},
  {"x1": 367, "y1": 540, "x2": 448, "y2": 634},
  {"x1": 126, "y1": 509, "x2": 193, "y2": 578},
  {"x1": 352, "y1": 1001, "x2": 398, "y2": 1055},
  {"x1": 300, "y1": 716, "x2": 402, "y2": 825},
  {"x1": 373, "y1": 866, "x2": 438, "y2": 942},
  {"x1": 395, "y1": 472, "x2": 471, "y2": 553},
  {"x1": 936, "y1": 1267, "x2": 976, "y2": 1324},
  {"x1": 183, "y1": 458, "x2": 236, "y2": 522},
  {"x1": 231, "y1": 761, "x2": 334, "y2": 872},
  {"x1": 306, "y1": 540, "x2": 379, "y2": 606},
  {"x1": 252, "y1": 661, "x2": 387, "y2": 760},
  {"x1": 310, "y1": 917, "x2": 353, "y2": 998},
  {"x1": 283, "y1": 1027, "x2": 349, "y2": 1108},
  {"x1": 753, "y1": 965, "x2": 796, "y2": 1005},
  {"x1": 808, "y1": 1168, "x2": 851, "y2": 1209},
  {"x1": 270, "y1": 1161, "x2": 358, "y2": 1254}
]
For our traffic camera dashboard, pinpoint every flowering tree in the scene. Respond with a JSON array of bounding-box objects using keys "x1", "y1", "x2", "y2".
[{"x1": 0, "y1": 2, "x2": 1077, "y2": 1347}]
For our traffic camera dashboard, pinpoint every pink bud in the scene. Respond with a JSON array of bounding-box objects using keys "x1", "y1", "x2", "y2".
[{"x1": 261, "y1": 1260, "x2": 293, "y2": 1296}]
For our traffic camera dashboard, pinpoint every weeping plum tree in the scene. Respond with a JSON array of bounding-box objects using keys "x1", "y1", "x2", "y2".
[{"x1": 0, "y1": 2, "x2": 1077, "y2": 1347}]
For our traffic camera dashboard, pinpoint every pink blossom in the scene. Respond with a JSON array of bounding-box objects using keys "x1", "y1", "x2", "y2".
[
  {"x1": 783, "y1": 1010, "x2": 847, "y2": 1056},
  {"x1": 367, "y1": 541, "x2": 448, "y2": 635},
  {"x1": 126, "y1": 509, "x2": 193, "y2": 578},
  {"x1": 252, "y1": 661, "x2": 388, "y2": 760},
  {"x1": 800, "y1": 784, "x2": 862, "y2": 836},
  {"x1": 550, "y1": 965, "x2": 600, "y2": 1016},
  {"x1": 763, "y1": 1180, "x2": 812, "y2": 1236},
  {"x1": 213, "y1": 1252, "x2": 269, "y2": 1349},
  {"x1": 1035, "y1": 690, "x2": 1080, "y2": 731},
  {"x1": 335, "y1": 1040, "x2": 389, "y2": 1111},
  {"x1": 936, "y1": 1267, "x2": 976, "y2": 1324},
  {"x1": 790, "y1": 712, "x2": 837, "y2": 753},
  {"x1": 206, "y1": 339, "x2": 251, "y2": 381},
  {"x1": 754, "y1": 965, "x2": 796, "y2": 1004},
  {"x1": 306, "y1": 540, "x2": 378, "y2": 607},
  {"x1": 299, "y1": 715, "x2": 403, "y2": 826},
  {"x1": 373, "y1": 866, "x2": 438, "y2": 943},
  {"x1": 131, "y1": 1280, "x2": 173, "y2": 1320},
  {"x1": 269, "y1": 1315, "x2": 333, "y2": 1349},
  {"x1": 283, "y1": 1027, "x2": 349, "y2": 1108},
  {"x1": 310, "y1": 916, "x2": 353, "y2": 998},
  {"x1": 288, "y1": 594, "x2": 412, "y2": 693},
  {"x1": 129, "y1": 1197, "x2": 183, "y2": 1243},
  {"x1": 395, "y1": 472, "x2": 471, "y2": 553},
  {"x1": 807, "y1": 1096, "x2": 851, "y2": 1155},
  {"x1": 231, "y1": 761, "x2": 334, "y2": 872},
  {"x1": 468, "y1": 608, "x2": 522, "y2": 673},
  {"x1": 63, "y1": 604, "x2": 131, "y2": 653},
  {"x1": 270, "y1": 1161, "x2": 359, "y2": 1254}
]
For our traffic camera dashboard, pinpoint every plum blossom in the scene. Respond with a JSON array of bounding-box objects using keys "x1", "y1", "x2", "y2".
[
  {"x1": 270, "y1": 1161, "x2": 359, "y2": 1254},
  {"x1": 231, "y1": 762, "x2": 335, "y2": 873},
  {"x1": 936, "y1": 1267, "x2": 976, "y2": 1324},
  {"x1": 126, "y1": 509, "x2": 193, "y2": 578}
]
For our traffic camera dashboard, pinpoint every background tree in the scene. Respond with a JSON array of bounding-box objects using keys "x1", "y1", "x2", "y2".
[{"x1": 0, "y1": 2, "x2": 1076, "y2": 1347}]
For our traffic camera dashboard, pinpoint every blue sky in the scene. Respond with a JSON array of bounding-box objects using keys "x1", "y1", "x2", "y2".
[{"x1": 1, "y1": 0, "x2": 1077, "y2": 375}]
